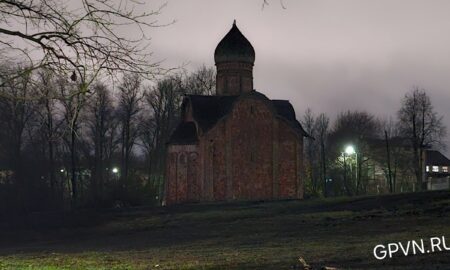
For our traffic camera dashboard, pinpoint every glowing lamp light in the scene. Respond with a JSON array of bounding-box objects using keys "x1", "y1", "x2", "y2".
[
  {"x1": 112, "y1": 167, "x2": 119, "y2": 174},
  {"x1": 345, "y1": 145, "x2": 355, "y2": 155}
]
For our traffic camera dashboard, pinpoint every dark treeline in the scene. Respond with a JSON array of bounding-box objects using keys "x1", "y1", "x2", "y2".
[
  {"x1": 302, "y1": 87, "x2": 446, "y2": 198},
  {"x1": 0, "y1": 64, "x2": 215, "y2": 213},
  {"x1": 0, "y1": 61, "x2": 446, "y2": 213}
]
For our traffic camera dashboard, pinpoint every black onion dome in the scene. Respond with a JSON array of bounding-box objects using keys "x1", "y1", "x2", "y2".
[{"x1": 214, "y1": 21, "x2": 255, "y2": 64}]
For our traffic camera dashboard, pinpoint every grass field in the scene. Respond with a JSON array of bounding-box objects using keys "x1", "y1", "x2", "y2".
[{"x1": 0, "y1": 191, "x2": 449, "y2": 269}]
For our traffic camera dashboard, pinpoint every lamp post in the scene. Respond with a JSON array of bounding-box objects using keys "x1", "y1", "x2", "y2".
[
  {"x1": 345, "y1": 146, "x2": 357, "y2": 183},
  {"x1": 111, "y1": 167, "x2": 119, "y2": 181},
  {"x1": 343, "y1": 145, "x2": 357, "y2": 195},
  {"x1": 342, "y1": 151, "x2": 347, "y2": 195}
]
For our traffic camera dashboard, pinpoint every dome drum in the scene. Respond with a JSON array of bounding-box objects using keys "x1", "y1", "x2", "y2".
[{"x1": 214, "y1": 22, "x2": 255, "y2": 96}]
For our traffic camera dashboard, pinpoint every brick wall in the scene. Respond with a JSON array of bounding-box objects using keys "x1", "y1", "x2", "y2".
[{"x1": 164, "y1": 96, "x2": 304, "y2": 205}]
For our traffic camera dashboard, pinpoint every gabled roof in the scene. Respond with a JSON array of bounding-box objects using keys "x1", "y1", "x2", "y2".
[
  {"x1": 168, "y1": 91, "x2": 309, "y2": 144},
  {"x1": 272, "y1": 100, "x2": 296, "y2": 120},
  {"x1": 187, "y1": 95, "x2": 238, "y2": 132},
  {"x1": 271, "y1": 100, "x2": 309, "y2": 137},
  {"x1": 425, "y1": 150, "x2": 450, "y2": 166},
  {"x1": 168, "y1": 122, "x2": 198, "y2": 145}
]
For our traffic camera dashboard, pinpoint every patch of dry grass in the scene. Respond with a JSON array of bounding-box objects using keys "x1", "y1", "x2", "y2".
[{"x1": 0, "y1": 191, "x2": 449, "y2": 269}]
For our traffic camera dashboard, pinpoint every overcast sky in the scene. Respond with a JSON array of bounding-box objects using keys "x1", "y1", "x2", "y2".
[{"x1": 148, "y1": 0, "x2": 450, "y2": 151}]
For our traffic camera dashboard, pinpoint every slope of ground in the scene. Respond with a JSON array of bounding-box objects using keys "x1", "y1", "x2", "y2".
[{"x1": 0, "y1": 191, "x2": 449, "y2": 269}]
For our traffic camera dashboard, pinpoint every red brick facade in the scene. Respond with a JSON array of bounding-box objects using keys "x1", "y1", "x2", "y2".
[
  {"x1": 165, "y1": 93, "x2": 305, "y2": 205},
  {"x1": 164, "y1": 22, "x2": 306, "y2": 205}
]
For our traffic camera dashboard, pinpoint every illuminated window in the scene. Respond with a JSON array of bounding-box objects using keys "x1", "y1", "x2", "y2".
[
  {"x1": 442, "y1": 166, "x2": 448, "y2": 173},
  {"x1": 432, "y1": 166, "x2": 439, "y2": 172},
  {"x1": 426, "y1": 166, "x2": 430, "y2": 172}
]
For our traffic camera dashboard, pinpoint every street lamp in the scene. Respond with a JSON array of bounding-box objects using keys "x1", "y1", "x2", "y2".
[
  {"x1": 111, "y1": 167, "x2": 120, "y2": 181},
  {"x1": 345, "y1": 145, "x2": 355, "y2": 155}
]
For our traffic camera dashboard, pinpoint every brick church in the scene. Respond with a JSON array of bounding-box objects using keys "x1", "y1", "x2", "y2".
[{"x1": 164, "y1": 22, "x2": 308, "y2": 205}]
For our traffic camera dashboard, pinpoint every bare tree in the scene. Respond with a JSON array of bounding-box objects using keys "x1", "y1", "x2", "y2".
[
  {"x1": 58, "y1": 77, "x2": 87, "y2": 203},
  {"x1": 0, "y1": 64, "x2": 36, "y2": 210},
  {"x1": 0, "y1": 0, "x2": 167, "y2": 90},
  {"x1": 0, "y1": 64, "x2": 215, "y2": 210},
  {"x1": 380, "y1": 117, "x2": 403, "y2": 193},
  {"x1": 138, "y1": 103, "x2": 157, "y2": 179},
  {"x1": 34, "y1": 70, "x2": 64, "y2": 197},
  {"x1": 262, "y1": 0, "x2": 287, "y2": 9},
  {"x1": 301, "y1": 110, "x2": 330, "y2": 197},
  {"x1": 398, "y1": 87, "x2": 446, "y2": 191},
  {"x1": 301, "y1": 108, "x2": 318, "y2": 195},
  {"x1": 315, "y1": 113, "x2": 329, "y2": 197},
  {"x1": 182, "y1": 65, "x2": 216, "y2": 95},
  {"x1": 85, "y1": 82, "x2": 116, "y2": 203},
  {"x1": 140, "y1": 77, "x2": 181, "y2": 185},
  {"x1": 117, "y1": 73, "x2": 142, "y2": 184}
]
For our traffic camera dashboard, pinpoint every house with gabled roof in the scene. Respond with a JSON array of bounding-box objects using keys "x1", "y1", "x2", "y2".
[{"x1": 424, "y1": 150, "x2": 450, "y2": 190}]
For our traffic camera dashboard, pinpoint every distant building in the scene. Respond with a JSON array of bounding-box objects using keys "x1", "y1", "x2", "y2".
[
  {"x1": 164, "y1": 22, "x2": 308, "y2": 205},
  {"x1": 424, "y1": 150, "x2": 450, "y2": 190},
  {"x1": 363, "y1": 139, "x2": 450, "y2": 193}
]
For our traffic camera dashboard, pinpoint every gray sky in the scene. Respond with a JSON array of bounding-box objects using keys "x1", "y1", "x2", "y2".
[{"x1": 149, "y1": 0, "x2": 450, "y2": 151}]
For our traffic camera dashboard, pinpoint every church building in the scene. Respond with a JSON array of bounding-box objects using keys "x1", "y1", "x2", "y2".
[{"x1": 164, "y1": 22, "x2": 308, "y2": 205}]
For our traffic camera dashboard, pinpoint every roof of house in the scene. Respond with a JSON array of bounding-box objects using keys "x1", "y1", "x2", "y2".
[
  {"x1": 426, "y1": 150, "x2": 450, "y2": 166},
  {"x1": 169, "y1": 91, "x2": 308, "y2": 144}
]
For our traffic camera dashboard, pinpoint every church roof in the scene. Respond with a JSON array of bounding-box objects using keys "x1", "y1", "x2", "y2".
[
  {"x1": 168, "y1": 122, "x2": 198, "y2": 145},
  {"x1": 272, "y1": 100, "x2": 297, "y2": 120},
  {"x1": 214, "y1": 21, "x2": 255, "y2": 64},
  {"x1": 188, "y1": 95, "x2": 238, "y2": 131},
  {"x1": 271, "y1": 99, "x2": 309, "y2": 136},
  {"x1": 168, "y1": 91, "x2": 309, "y2": 144}
]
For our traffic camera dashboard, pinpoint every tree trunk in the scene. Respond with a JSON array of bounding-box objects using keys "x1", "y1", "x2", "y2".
[
  {"x1": 48, "y1": 138, "x2": 56, "y2": 196},
  {"x1": 356, "y1": 154, "x2": 362, "y2": 195},
  {"x1": 343, "y1": 154, "x2": 351, "y2": 196},
  {"x1": 413, "y1": 144, "x2": 421, "y2": 191},
  {"x1": 70, "y1": 128, "x2": 78, "y2": 205},
  {"x1": 385, "y1": 130, "x2": 393, "y2": 193},
  {"x1": 320, "y1": 140, "x2": 327, "y2": 197}
]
